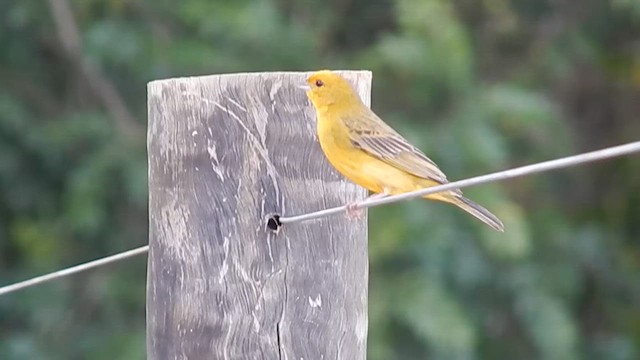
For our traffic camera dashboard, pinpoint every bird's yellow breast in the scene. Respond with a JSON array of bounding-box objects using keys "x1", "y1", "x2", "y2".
[{"x1": 316, "y1": 106, "x2": 423, "y2": 195}]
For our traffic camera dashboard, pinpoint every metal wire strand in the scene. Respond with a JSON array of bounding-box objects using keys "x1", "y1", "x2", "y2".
[
  {"x1": 1, "y1": 140, "x2": 639, "y2": 296},
  {"x1": 278, "y1": 141, "x2": 640, "y2": 224},
  {"x1": 0, "y1": 246, "x2": 149, "y2": 296}
]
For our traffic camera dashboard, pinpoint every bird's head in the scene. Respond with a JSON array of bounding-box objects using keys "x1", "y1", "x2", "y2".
[{"x1": 302, "y1": 70, "x2": 362, "y2": 109}]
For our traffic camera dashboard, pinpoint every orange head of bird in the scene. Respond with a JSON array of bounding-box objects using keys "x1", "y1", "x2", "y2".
[{"x1": 303, "y1": 70, "x2": 362, "y2": 109}]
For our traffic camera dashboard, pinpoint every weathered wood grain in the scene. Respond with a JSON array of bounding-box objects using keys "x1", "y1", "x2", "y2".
[{"x1": 147, "y1": 71, "x2": 371, "y2": 359}]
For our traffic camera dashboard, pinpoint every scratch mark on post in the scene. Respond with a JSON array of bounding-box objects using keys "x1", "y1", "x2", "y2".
[
  {"x1": 227, "y1": 97, "x2": 247, "y2": 112},
  {"x1": 252, "y1": 312, "x2": 260, "y2": 333},
  {"x1": 235, "y1": 262, "x2": 252, "y2": 283},
  {"x1": 222, "y1": 315, "x2": 232, "y2": 360},
  {"x1": 266, "y1": 230, "x2": 275, "y2": 266},
  {"x1": 276, "y1": 235, "x2": 291, "y2": 360},
  {"x1": 269, "y1": 80, "x2": 282, "y2": 112},
  {"x1": 212, "y1": 102, "x2": 279, "y2": 178},
  {"x1": 218, "y1": 236, "x2": 229, "y2": 283},
  {"x1": 212, "y1": 100, "x2": 283, "y2": 212},
  {"x1": 308, "y1": 294, "x2": 322, "y2": 308},
  {"x1": 207, "y1": 139, "x2": 225, "y2": 181},
  {"x1": 336, "y1": 331, "x2": 347, "y2": 360}
]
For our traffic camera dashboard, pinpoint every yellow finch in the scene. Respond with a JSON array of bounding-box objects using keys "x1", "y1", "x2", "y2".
[{"x1": 303, "y1": 70, "x2": 504, "y2": 232}]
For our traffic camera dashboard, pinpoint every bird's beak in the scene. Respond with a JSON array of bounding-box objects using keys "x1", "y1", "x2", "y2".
[{"x1": 297, "y1": 84, "x2": 311, "y2": 91}]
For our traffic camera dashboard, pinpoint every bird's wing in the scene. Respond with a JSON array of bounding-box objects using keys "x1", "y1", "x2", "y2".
[{"x1": 345, "y1": 111, "x2": 451, "y2": 185}]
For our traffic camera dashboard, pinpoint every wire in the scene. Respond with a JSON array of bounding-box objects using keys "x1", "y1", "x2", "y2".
[
  {"x1": 278, "y1": 140, "x2": 640, "y2": 224},
  {"x1": 0, "y1": 245, "x2": 148, "y2": 296},
  {"x1": 2, "y1": 140, "x2": 639, "y2": 296}
]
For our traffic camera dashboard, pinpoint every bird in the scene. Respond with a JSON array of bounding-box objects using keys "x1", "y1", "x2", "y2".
[{"x1": 301, "y1": 70, "x2": 504, "y2": 232}]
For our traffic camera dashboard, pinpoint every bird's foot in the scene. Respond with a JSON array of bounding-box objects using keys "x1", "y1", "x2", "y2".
[
  {"x1": 344, "y1": 190, "x2": 390, "y2": 220},
  {"x1": 345, "y1": 202, "x2": 363, "y2": 219}
]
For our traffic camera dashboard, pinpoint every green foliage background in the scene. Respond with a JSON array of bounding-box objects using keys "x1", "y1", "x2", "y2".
[{"x1": 1, "y1": 0, "x2": 639, "y2": 358}]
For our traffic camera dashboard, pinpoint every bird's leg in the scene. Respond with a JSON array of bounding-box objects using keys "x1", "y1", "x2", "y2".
[{"x1": 345, "y1": 189, "x2": 390, "y2": 219}]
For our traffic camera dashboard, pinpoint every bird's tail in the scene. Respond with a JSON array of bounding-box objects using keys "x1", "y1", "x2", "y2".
[{"x1": 442, "y1": 194, "x2": 504, "y2": 232}]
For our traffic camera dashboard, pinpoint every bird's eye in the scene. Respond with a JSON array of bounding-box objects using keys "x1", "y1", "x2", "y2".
[{"x1": 315, "y1": 79, "x2": 324, "y2": 87}]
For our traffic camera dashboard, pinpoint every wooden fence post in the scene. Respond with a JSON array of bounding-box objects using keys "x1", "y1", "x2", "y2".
[{"x1": 146, "y1": 71, "x2": 371, "y2": 359}]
